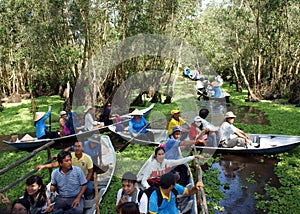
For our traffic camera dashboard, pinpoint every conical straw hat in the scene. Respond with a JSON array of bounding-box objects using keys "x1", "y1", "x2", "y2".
[
  {"x1": 34, "y1": 112, "x2": 45, "y2": 122},
  {"x1": 129, "y1": 109, "x2": 143, "y2": 116},
  {"x1": 21, "y1": 134, "x2": 35, "y2": 142}
]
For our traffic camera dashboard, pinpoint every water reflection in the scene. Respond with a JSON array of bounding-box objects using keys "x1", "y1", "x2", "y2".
[{"x1": 213, "y1": 155, "x2": 279, "y2": 214}]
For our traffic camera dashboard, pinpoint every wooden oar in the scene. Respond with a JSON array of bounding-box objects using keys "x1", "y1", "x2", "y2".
[
  {"x1": 93, "y1": 172, "x2": 100, "y2": 214},
  {"x1": 0, "y1": 157, "x2": 55, "y2": 193},
  {"x1": 119, "y1": 123, "x2": 150, "y2": 152},
  {"x1": 193, "y1": 146, "x2": 209, "y2": 214}
]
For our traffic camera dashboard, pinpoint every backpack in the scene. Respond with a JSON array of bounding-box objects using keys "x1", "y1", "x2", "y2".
[{"x1": 137, "y1": 186, "x2": 178, "y2": 208}]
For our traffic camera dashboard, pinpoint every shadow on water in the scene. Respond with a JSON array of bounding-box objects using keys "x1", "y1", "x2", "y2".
[{"x1": 213, "y1": 155, "x2": 279, "y2": 214}]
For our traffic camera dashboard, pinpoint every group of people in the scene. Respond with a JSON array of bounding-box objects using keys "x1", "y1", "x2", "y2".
[
  {"x1": 116, "y1": 169, "x2": 203, "y2": 214},
  {"x1": 131, "y1": 106, "x2": 258, "y2": 149},
  {"x1": 167, "y1": 108, "x2": 258, "y2": 149},
  {"x1": 1, "y1": 134, "x2": 108, "y2": 214},
  {"x1": 34, "y1": 103, "x2": 114, "y2": 140}
]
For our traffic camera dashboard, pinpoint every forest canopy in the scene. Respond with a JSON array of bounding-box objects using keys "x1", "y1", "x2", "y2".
[{"x1": 0, "y1": 0, "x2": 299, "y2": 106}]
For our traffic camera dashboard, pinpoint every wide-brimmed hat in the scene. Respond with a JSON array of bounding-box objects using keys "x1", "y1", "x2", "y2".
[
  {"x1": 60, "y1": 110, "x2": 67, "y2": 116},
  {"x1": 194, "y1": 116, "x2": 202, "y2": 122},
  {"x1": 129, "y1": 109, "x2": 143, "y2": 116},
  {"x1": 122, "y1": 172, "x2": 137, "y2": 181},
  {"x1": 34, "y1": 112, "x2": 45, "y2": 122},
  {"x1": 88, "y1": 134, "x2": 101, "y2": 144},
  {"x1": 171, "y1": 126, "x2": 182, "y2": 136},
  {"x1": 84, "y1": 106, "x2": 93, "y2": 113},
  {"x1": 225, "y1": 111, "x2": 236, "y2": 119},
  {"x1": 171, "y1": 109, "x2": 180, "y2": 115}
]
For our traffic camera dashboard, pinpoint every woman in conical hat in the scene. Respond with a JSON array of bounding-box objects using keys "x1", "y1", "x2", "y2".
[
  {"x1": 128, "y1": 108, "x2": 154, "y2": 142},
  {"x1": 34, "y1": 106, "x2": 59, "y2": 139}
]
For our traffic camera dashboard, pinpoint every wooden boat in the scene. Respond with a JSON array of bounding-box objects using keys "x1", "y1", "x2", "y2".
[
  {"x1": 84, "y1": 135, "x2": 116, "y2": 214},
  {"x1": 195, "y1": 134, "x2": 300, "y2": 155},
  {"x1": 195, "y1": 81, "x2": 230, "y2": 103},
  {"x1": 136, "y1": 154, "x2": 198, "y2": 214},
  {"x1": 2, "y1": 129, "x2": 101, "y2": 151},
  {"x1": 2, "y1": 104, "x2": 156, "y2": 151},
  {"x1": 108, "y1": 126, "x2": 168, "y2": 145}
]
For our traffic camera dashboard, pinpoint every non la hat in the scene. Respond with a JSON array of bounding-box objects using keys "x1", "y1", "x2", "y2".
[
  {"x1": 225, "y1": 111, "x2": 236, "y2": 119},
  {"x1": 129, "y1": 109, "x2": 143, "y2": 116},
  {"x1": 34, "y1": 112, "x2": 45, "y2": 122},
  {"x1": 88, "y1": 134, "x2": 101, "y2": 144},
  {"x1": 122, "y1": 172, "x2": 137, "y2": 181}
]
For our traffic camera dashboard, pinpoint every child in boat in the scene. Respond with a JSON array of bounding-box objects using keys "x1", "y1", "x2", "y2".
[
  {"x1": 140, "y1": 147, "x2": 202, "y2": 189},
  {"x1": 164, "y1": 126, "x2": 199, "y2": 186}
]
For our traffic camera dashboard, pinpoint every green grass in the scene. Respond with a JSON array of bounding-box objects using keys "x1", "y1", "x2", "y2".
[{"x1": 0, "y1": 80, "x2": 300, "y2": 213}]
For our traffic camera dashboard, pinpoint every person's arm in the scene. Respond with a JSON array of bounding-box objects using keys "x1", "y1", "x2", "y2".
[
  {"x1": 180, "y1": 140, "x2": 196, "y2": 147},
  {"x1": 148, "y1": 191, "x2": 159, "y2": 214},
  {"x1": 36, "y1": 161, "x2": 59, "y2": 171},
  {"x1": 141, "y1": 163, "x2": 153, "y2": 189},
  {"x1": 116, "y1": 189, "x2": 126, "y2": 212},
  {"x1": 86, "y1": 168, "x2": 93, "y2": 181},
  {"x1": 72, "y1": 184, "x2": 87, "y2": 208},
  {"x1": 184, "y1": 181, "x2": 204, "y2": 195}
]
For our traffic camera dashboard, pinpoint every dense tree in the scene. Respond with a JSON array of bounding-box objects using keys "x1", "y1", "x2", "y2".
[{"x1": 0, "y1": 0, "x2": 299, "y2": 104}]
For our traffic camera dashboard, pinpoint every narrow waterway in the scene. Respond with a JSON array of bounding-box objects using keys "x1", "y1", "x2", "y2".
[{"x1": 213, "y1": 154, "x2": 279, "y2": 214}]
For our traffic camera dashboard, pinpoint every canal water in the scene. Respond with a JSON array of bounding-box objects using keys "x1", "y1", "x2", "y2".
[{"x1": 197, "y1": 100, "x2": 277, "y2": 213}]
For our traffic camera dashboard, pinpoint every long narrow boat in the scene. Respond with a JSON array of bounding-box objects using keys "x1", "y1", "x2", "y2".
[
  {"x1": 136, "y1": 154, "x2": 198, "y2": 214},
  {"x1": 84, "y1": 135, "x2": 116, "y2": 214},
  {"x1": 45, "y1": 135, "x2": 116, "y2": 214},
  {"x1": 2, "y1": 104, "x2": 156, "y2": 151},
  {"x1": 195, "y1": 134, "x2": 300, "y2": 155},
  {"x1": 108, "y1": 126, "x2": 168, "y2": 145}
]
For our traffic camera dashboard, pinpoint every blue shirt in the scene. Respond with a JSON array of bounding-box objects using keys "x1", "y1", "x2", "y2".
[
  {"x1": 149, "y1": 184, "x2": 185, "y2": 214},
  {"x1": 83, "y1": 140, "x2": 102, "y2": 163},
  {"x1": 35, "y1": 110, "x2": 51, "y2": 139},
  {"x1": 51, "y1": 166, "x2": 87, "y2": 197},
  {"x1": 128, "y1": 116, "x2": 148, "y2": 137},
  {"x1": 165, "y1": 137, "x2": 181, "y2": 160}
]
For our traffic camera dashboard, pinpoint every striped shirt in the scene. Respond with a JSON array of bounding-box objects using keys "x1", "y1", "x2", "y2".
[{"x1": 51, "y1": 166, "x2": 87, "y2": 197}]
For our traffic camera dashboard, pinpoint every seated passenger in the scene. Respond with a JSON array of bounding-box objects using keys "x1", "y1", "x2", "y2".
[
  {"x1": 140, "y1": 147, "x2": 202, "y2": 189},
  {"x1": 128, "y1": 109, "x2": 154, "y2": 142}
]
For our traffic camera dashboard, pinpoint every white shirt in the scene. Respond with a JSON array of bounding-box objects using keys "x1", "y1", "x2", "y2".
[
  {"x1": 116, "y1": 188, "x2": 148, "y2": 213},
  {"x1": 84, "y1": 113, "x2": 99, "y2": 131},
  {"x1": 219, "y1": 121, "x2": 237, "y2": 141},
  {"x1": 200, "y1": 118, "x2": 219, "y2": 132}
]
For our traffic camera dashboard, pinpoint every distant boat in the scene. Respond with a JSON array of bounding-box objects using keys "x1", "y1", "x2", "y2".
[
  {"x1": 195, "y1": 134, "x2": 300, "y2": 154},
  {"x1": 2, "y1": 104, "x2": 156, "y2": 151},
  {"x1": 195, "y1": 80, "x2": 230, "y2": 103}
]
